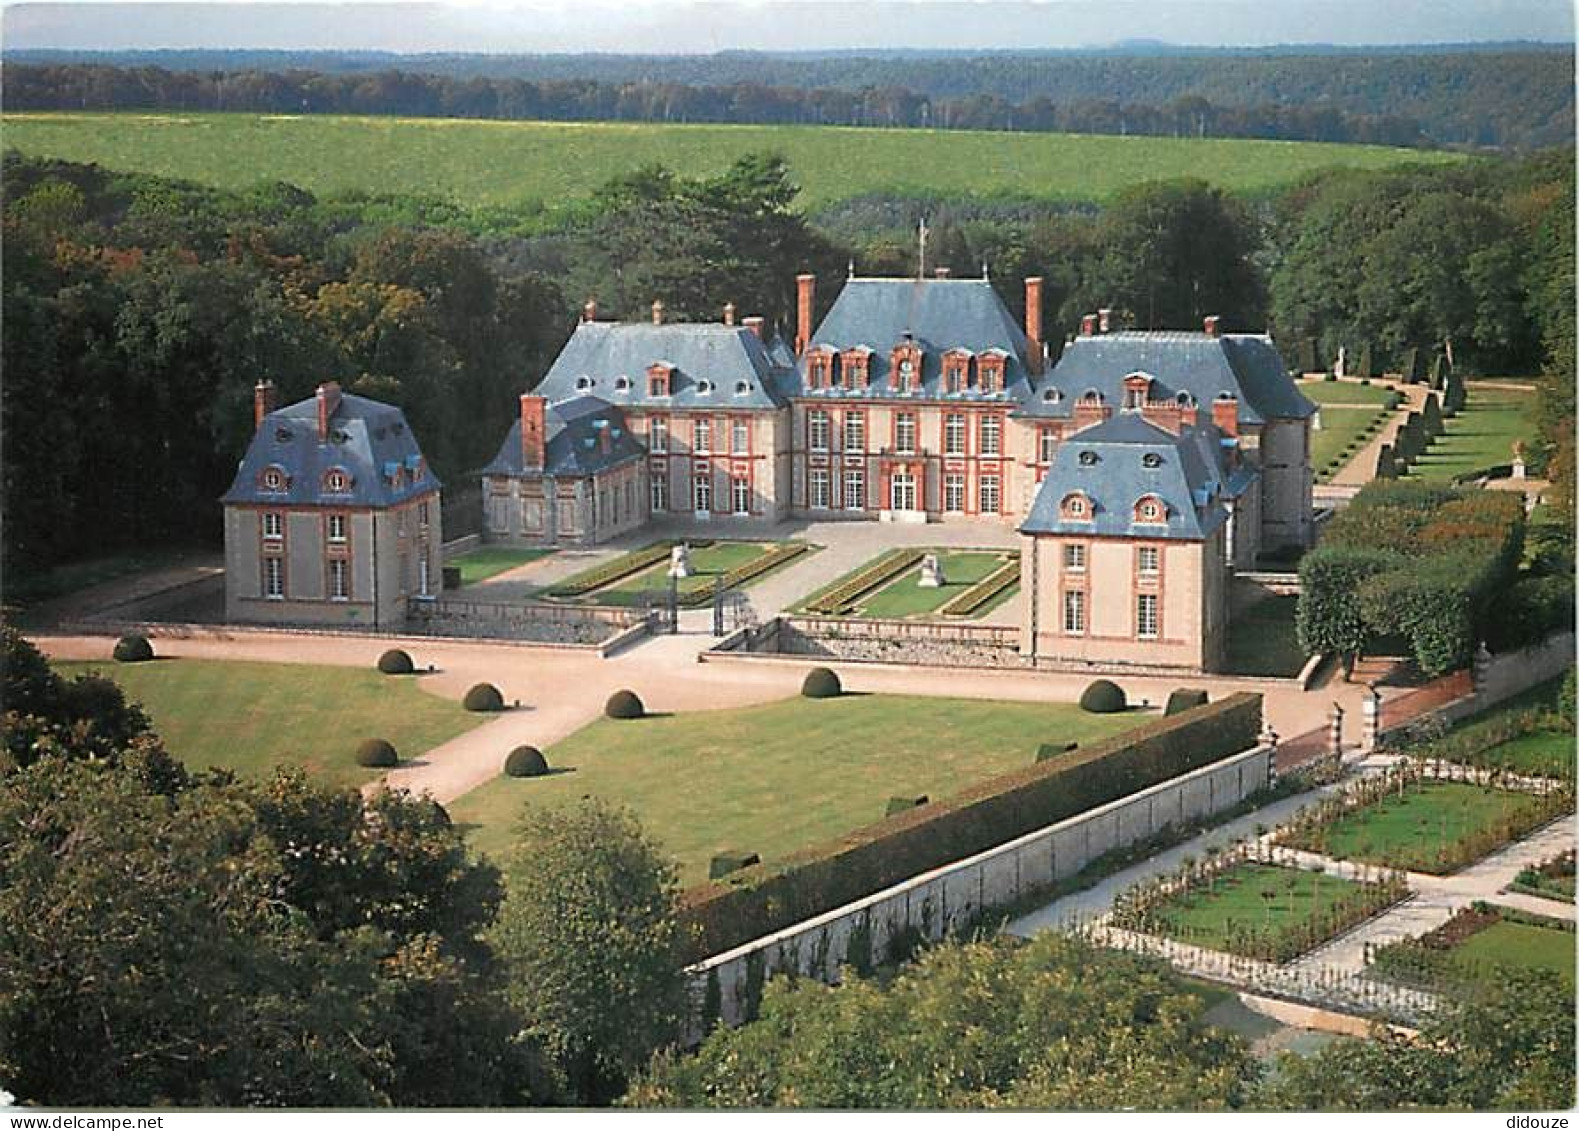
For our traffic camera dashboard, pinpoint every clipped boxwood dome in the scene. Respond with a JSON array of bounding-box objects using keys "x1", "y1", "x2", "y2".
[
  {"x1": 605, "y1": 689, "x2": 645, "y2": 720},
  {"x1": 802, "y1": 666, "x2": 842, "y2": 699},
  {"x1": 355, "y1": 738, "x2": 398, "y2": 768},
  {"x1": 377, "y1": 648, "x2": 415, "y2": 675},
  {"x1": 1079, "y1": 679, "x2": 1127, "y2": 714},
  {"x1": 503, "y1": 745, "x2": 549, "y2": 778},
  {"x1": 113, "y1": 634, "x2": 154, "y2": 663},
  {"x1": 463, "y1": 683, "x2": 505, "y2": 712},
  {"x1": 1164, "y1": 688, "x2": 1210, "y2": 717}
]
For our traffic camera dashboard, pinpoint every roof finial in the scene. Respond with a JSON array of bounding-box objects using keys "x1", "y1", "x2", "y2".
[{"x1": 917, "y1": 217, "x2": 929, "y2": 281}]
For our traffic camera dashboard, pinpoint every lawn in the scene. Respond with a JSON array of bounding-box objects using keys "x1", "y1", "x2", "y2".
[
  {"x1": 1475, "y1": 730, "x2": 1576, "y2": 778},
  {"x1": 1297, "y1": 379, "x2": 1402, "y2": 407},
  {"x1": 1224, "y1": 594, "x2": 1306, "y2": 677},
  {"x1": 1449, "y1": 918, "x2": 1575, "y2": 991},
  {"x1": 840, "y1": 549, "x2": 1018, "y2": 620},
  {"x1": 55, "y1": 658, "x2": 483, "y2": 790},
  {"x1": 1404, "y1": 382, "x2": 1538, "y2": 482},
  {"x1": 1, "y1": 112, "x2": 1464, "y2": 214},
  {"x1": 549, "y1": 540, "x2": 807, "y2": 606},
  {"x1": 446, "y1": 692, "x2": 1142, "y2": 884},
  {"x1": 6, "y1": 544, "x2": 213, "y2": 608},
  {"x1": 604, "y1": 541, "x2": 778, "y2": 600},
  {"x1": 1372, "y1": 905, "x2": 1576, "y2": 993},
  {"x1": 449, "y1": 546, "x2": 552, "y2": 586},
  {"x1": 1280, "y1": 780, "x2": 1564, "y2": 874},
  {"x1": 1310, "y1": 406, "x2": 1390, "y2": 482}
]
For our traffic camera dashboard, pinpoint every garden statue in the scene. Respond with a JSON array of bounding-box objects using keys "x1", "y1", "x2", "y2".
[
  {"x1": 1512, "y1": 439, "x2": 1526, "y2": 480},
  {"x1": 1334, "y1": 345, "x2": 1347, "y2": 377},
  {"x1": 918, "y1": 552, "x2": 945, "y2": 588},
  {"x1": 668, "y1": 542, "x2": 693, "y2": 579}
]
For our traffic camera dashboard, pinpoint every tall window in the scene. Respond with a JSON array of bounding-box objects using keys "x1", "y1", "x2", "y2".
[
  {"x1": 843, "y1": 412, "x2": 865, "y2": 453},
  {"x1": 328, "y1": 558, "x2": 349, "y2": 601},
  {"x1": 263, "y1": 556, "x2": 284, "y2": 600},
  {"x1": 650, "y1": 417, "x2": 669, "y2": 454},
  {"x1": 808, "y1": 409, "x2": 830, "y2": 452},
  {"x1": 979, "y1": 474, "x2": 1000, "y2": 515},
  {"x1": 843, "y1": 468, "x2": 866, "y2": 510},
  {"x1": 810, "y1": 468, "x2": 830, "y2": 509},
  {"x1": 1138, "y1": 545, "x2": 1160, "y2": 575},
  {"x1": 418, "y1": 501, "x2": 430, "y2": 530},
  {"x1": 980, "y1": 415, "x2": 1002, "y2": 456},
  {"x1": 944, "y1": 413, "x2": 965, "y2": 456},
  {"x1": 1039, "y1": 428, "x2": 1058, "y2": 464},
  {"x1": 1137, "y1": 593, "x2": 1160, "y2": 639},
  {"x1": 1063, "y1": 543, "x2": 1086, "y2": 572},
  {"x1": 651, "y1": 473, "x2": 669, "y2": 512},
  {"x1": 731, "y1": 418, "x2": 750, "y2": 455},
  {"x1": 731, "y1": 475, "x2": 751, "y2": 515},
  {"x1": 262, "y1": 512, "x2": 283, "y2": 540},
  {"x1": 1063, "y1": 589, "x2": 1086, "y2": 634},
  {"x1": 944, "y1": 473, "x2": 965, "y2": 512},
  {"x1": 327, "y1": 513, "x2": 347, "y2": 544},
  {"x1": 693, "y1": 417, "x2": 712, "y2": 454},
  {"x1": 890, "y1": 471, "x2": 916, "y2": 512},
  {"x1": 693, "y1": 474, "x2": 712, "y2": 514},
  {"x1": 895, "y1": 412, "x2": 917, "y2": 455}
]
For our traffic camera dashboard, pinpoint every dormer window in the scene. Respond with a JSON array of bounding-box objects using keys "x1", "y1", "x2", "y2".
[
  {"x1": 696, "y1": 379, "x2": 714, "y2": 396},
  {"x1": 942, "y1": 349, "x2": 973, "y2": 394},
  {"x1": 323, "y1": 467, "x2": 352, "y2": 494},
  {"x1": 1123, "y1": 373, "x2": 1152, "y2": 411},
  {"x1": 890, "y1": 343, "x2": 922, "y2": 393},
  {"x1": 978, "y1": 351, "x2": 1007, "y2": 394},
  {"x1": 807, "y1": 348, "x2": 836, "y2": 390},
  {"x1": 1042, "y1": 387, "x2": 1064, "y2": 404},
  {"x1": 274, "y1": 427, "x2": 294, "y2": 443},
  {"x1": 260, "y1": 465, "x2": 289, "y2": 493},
  {"x1": 646, "y1": 363, "x2": 673, "y2": 398},
  {"x1": 1078, "y1": 450, "x2": 1099, "y2": 467},
  {"x1": 840, "y1": 348, "x2": 871, "y2": 389},
  {"x1": 575, "y1": 375, "x2": 594, "y2": 392},
  {"x1": 1061, "y1": 492, "x2": 1092, "y2": 521},
  {"x1": 1079, "y1": 389, "x2": 1103, "y2": 405},
  {"x1": 1176, "y1": 391, "x2": 1195, "y2": 408},
  {"x1": 614, "y1": 376, "x2": 632, "y2": 392},
  {"x1": 734, "y1": 380, "x2": 751, "y2": 396},
  {"x1": 1142, "y1": 452, "x2": 1163, "y2": 469},
  {"x1": 1134, "y1": 494, "x2": 1167, "y2": 524}
]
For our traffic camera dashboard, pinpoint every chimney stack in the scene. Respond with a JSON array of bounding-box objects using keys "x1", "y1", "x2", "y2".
[
  {"x1": 1098, "y1": 308, "x2": 1113, "y2": 334},
  {"x1": 723, "y1": 302, "x2": 737, "y2": 326},
  {"x1": 1024, "y1": 276, "x2": 1044, "y2": 375},
  {"x1": 520, "y1": 393, "x2": 547, "y2": 471},
  {"x1": 315, "y1": 381, "x2": 342, "y2": 442},
  {"x1": 598, "y1": 421, "x2": 612, "y2": 456},
  {"x1": 254, "y1": 379, "x2": 277, "y2": 431},
  {"x1": 651, "y1": 299, "x2": 665, "y2": 325},
  {"x1": 582, "y1": 297, "x2": 598, "y2": 323},
  {"x1": 933, "y1": 266, "x2": 951, "y2": 279},
  {"x1": 1212, "y1": 394, "x2": 1239, "y2": 437},
  {"x1": 794, "y1": 273, "x2": 816, "y2": 357},
  {"x1": 742, "y1": 315, "x2": 766, "y2": 340},
  {"x1": 1079, "y1": 313, "x2": 1098, "y2": 337},
  {"x1": 1203, "y1": 315, "x2": 1221, "y2": 337}
]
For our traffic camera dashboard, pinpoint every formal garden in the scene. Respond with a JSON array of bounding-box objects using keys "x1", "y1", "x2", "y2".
[
  {"x1": 544, "y1": 538, "x2": 812, "y2": 607},
  {"x1": 1368, "y1": 903, "x2": 1575, "y2": 993},
  {"x1": 1298, "y1": 378, "x2": 1403, "y2": 484},
  {"x1": 794, "y1": 547, "x2": 1020, "y2": 619},
  {"x1": 446, "y1": 545, "x2": 554, "y2": 586},
  {"x1": 1509, "y1": 851, "x2": 1575, "y2": 904},
  {"x1": 1402, "y1": 382, "x2": 1537, "y2": 483},
  {"x1": 53, "y1": 656, "x2": 484, "y2": 790},
  {"x1": 447, "y1": 690, "x2": 1141, "y2": 884}
]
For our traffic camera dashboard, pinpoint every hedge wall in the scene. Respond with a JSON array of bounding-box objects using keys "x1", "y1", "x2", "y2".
[{"x1": 676, "y1": 692, "x2": 1263, "y2": 962}]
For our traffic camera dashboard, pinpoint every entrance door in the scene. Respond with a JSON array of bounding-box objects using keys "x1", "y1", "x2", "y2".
[{"x1": 890, "y1": 471, "x2": 916, "y2": 512}]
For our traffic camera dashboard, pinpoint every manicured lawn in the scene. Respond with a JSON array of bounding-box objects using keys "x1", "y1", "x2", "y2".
[
  {"x1": 1449, "y1": 918, "x2": 1575, "y2": 991},
  {"x1": 856, "y1": 550, "x2": 1019, "y2": 619},
  {"x1": 450, "y1": 546, "x2": 552, "y2": 585},
  {"x1": 1476, "y1": 730, "x2": 1575, "y2": 777},
  {"x1": 1297, "y1": 379, "x2": 1401, "y2": 407},
  {"x1": 55, "y1": 658, "x2": 483, "y2": 790},
  {"x1": 1404, "y1": 383, "x2": 1538, "y2": 482},
  {"x1": 1310, "y1": 406, "x2": 1390, "y2": 482},
  {"x1": 547, "y1": 540, "x2": 807, "y2": 606},
  {"x1": 1224, "y1": 594, "x2": 1306, "y2": 677},
  {"x1": 1372, "y1": 905, "x2": 1576, "y2": 993},
  {"x1": 1143, "y1": 861, "x2": 1382, "y2": 957},
  {"x1": 446, "y1": 692, "x2": 1142, "y2": 884},
  {"x1": 1282, "y1": 780, "x2": 1561, "y2": 874}
]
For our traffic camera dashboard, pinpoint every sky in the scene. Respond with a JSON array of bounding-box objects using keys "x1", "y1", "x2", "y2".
[{"x1": 2, "y1": 0, "x2": 1573, "y2": 54}]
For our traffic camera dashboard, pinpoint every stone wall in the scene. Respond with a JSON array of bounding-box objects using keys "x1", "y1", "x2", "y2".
[
  {"x1": 688, "y1": 743, "x2": 1273, "y2": 1031},
  {"x1": 405, "y1": 597, "x2": 643, "y2": 647}
]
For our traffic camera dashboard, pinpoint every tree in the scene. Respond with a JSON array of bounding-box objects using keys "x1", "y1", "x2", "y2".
[{"x1": 492, "y1": 798, "x2": 685, "y2": 1103}]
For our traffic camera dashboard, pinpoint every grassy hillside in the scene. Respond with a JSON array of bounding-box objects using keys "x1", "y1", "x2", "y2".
[{"x1": 1, "y1": 112, "x2": 1465, "y2": 212}]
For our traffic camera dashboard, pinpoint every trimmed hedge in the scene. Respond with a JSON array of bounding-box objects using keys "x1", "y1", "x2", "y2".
[
  {"x1": 112, "y1": 634, "x2": 153, "y2": 663},
  {"x1": 709, "y1": 851, "x2": 761, "y2": 880},
  {"x1": 1165, "y1": 689, "x2": 1209, "y2": 716},
  {"x1": 804, "y1": 549, "x2": 924, "y2": 616},
  {"x1": 503, "y1": 745, "x2": 548, "y2": 778},
  {"x1": 463, "y1": 683, "x2": 505, "y2": 712},
  {"x1": 377, "y1": 648, "x2": 414, "y2": 675},
  {"x1": 606, "y1": 689, "x2": 644, "y2": 719},
  {"x1": 1079, "y1": 679, "x2": 1127, "y2": 714},
  {"x1": 547, "y1": 540, "x2": 679, "y2": 597},
  {"x1": 677, "y1": 692, "x2": 1263, "y2": 961},
  {"x1": 939, "y1": 558, "x2": 1020, "y2": 617},
  {"x1": 802, "y1": 667, "x2": 842, "y2": 699},
  {"x1": 355, "y1": 738, "x2": 398, "y2": 768},
  {"x1": 1035, "y1": 740, "x2": 1079, "y2": 763}
]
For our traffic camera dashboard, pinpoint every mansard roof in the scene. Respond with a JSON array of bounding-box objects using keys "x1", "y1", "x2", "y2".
[
  {"x1": 1020, "y1": 414, "x2": 1253, "y2": 541},
  {"x1": 793, "y1": 277, "x2": 1035, "y2": 403},
  {"x1": 1022, "y1": 331, "x2": 1315, "y2": 425},
  {"x1": 221, "y1": 391, "x2": 439, "y2": 508},
  {"x1": 482, "y1": 395, "x2": 645, "y2": 479},
  {"x1": 534, "y1": 321, "x2": 792, "y2": 411}
]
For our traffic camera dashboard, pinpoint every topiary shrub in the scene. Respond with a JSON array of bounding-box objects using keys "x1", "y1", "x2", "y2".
[
  {"x1": 1165, "y1": 688, "x2": 1210, "y2": 716},
  {"x1": 503, "y1": 745, "x2": 549, "y2": 778},
  {"x1": 355, "y1": 738, "x2": 398, "y2": 768},
  {"x1": 463, "y1": 683, "x2": 505, "y2": 712},
  {"x1": 884, "y1": 795, "x2": 929, "y2": 816},
  {"x1": 802, "y1": 666, "x2": 842, "y2": 699},
  {"x1": 1036, "y1": 740, "x2": 1080, "y2": 763},
  {"x1": 605, "y1": 689, "x2": 644, "y2": 719},
  {"x1": 1079, "y1": 679, "x2": 1127, "y2": 714},
  {"x1": 113, "y1": 634, "x2": 153, "y2": 663},
  {"x1": 377, "y1": 648, "x2": 414, "y2": 675},
  {"x1": 709, "y1": 851, "x2": 761, "y2": 880}
]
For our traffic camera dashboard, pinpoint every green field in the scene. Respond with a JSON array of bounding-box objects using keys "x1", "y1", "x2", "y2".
[
  {"x1": 1311, "y1": 406, "x2": 1390, "y2": 481},
  {"x1": 55, "y1": 658, "x2": 483, "y2": 790},
  {"x1": 1143, "y1": 861, "x2": 1379, "y2": 956},
  {"x1": 1405, "y1": 383, "x2": 1538, "y2": 482},
  {"x1": 446, "y1": 692, "x2": 1141, "y2": 883},
  {"x1": 449, "y1": 546, "x2": 553, "y2": 586},
  {"x1": 1224, "y1": 594, "x2": 1306, "y2": 678},
  {"x1": 1449, "y1": 918, "x2": 1575, "y2": 990},
  {"x1": 1296, "y1": 379, "x2": 1402, "y2": 407},
  {"x1": 1476, "y1": 730, "x2": 1576, "y2": 777},
  {"x1": 1, "y1": 112, "x2": 1465, "y2": 212}
]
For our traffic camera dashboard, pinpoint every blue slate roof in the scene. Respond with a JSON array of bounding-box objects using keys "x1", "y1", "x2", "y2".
[
  {"x1": 792, "y1": 277, "x2": 1035, "y2": 404},
  {"x1": 482, "y1": 396, "x2": 645, "y2": 478},
  {"x1": 533, "y1": 322, "x2": 792, "y2": 411},
  {"x1": 1020, "y1": 414, "x2": 1250, "y2": 541},
  {"x1": 221, "y1": 391, "x2": 439, "y2": 508},
  {"x1": 1022, "y1": 331, "x2": 1314, "y2": 425}
]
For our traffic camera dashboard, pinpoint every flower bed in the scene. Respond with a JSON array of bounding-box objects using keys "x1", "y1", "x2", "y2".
[
  {"x1": 802, "y1": 549, "x2": 925, "y2": 616},
  {"x1": 940, "y1": 558, "x2": 1020, "y2": 617}
]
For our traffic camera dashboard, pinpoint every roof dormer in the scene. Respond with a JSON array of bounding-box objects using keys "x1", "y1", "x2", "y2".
[{"x1": 646, "y1": 362, "x2": 674, "y2": 398}]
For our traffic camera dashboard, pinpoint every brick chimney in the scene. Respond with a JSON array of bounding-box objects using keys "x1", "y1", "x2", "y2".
[
  {"x1": 315, "y1": 381, "x2": 342, "y2": 442},
  {"x1": 598, "y1": 421, "x2": 612, "y2": 456},
  {"x1": 254, "y1": 379, "x2": 277, "y2": 431},
  {"x1": 582, "y1": 297, "x2": 598, "y2": 323},
  {"x1": 1203, "y1": 314, "x2": 1221, "y2": 337},
  {"x1": 743, "y1": 315, "x2": 765, "y2": 340},
  {"x1": 1098, "y1": 308, "x2": 1113, "y2": 334},
  {"x1": 651, "y1": 299, "x2": 665, "y2": 325},
  {"x1": 1212, "y1": 394, "x2": 1239, "y2": 437},
  {"x1": 795, "y1": 273, "x2": 816, "y2": 357},
  {"x1": 1079, "y1": 313, "x2": 1098, "y2": 337},
  {"x1": 1024, "y1": 276, "x2": 1044, "y2": 375},
  {"x1": 520, "y1": 393, "x2": 547, "y2": 471},
  {"x1": 723, "y1": 302, "x2": 737, "y2": 326}
]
